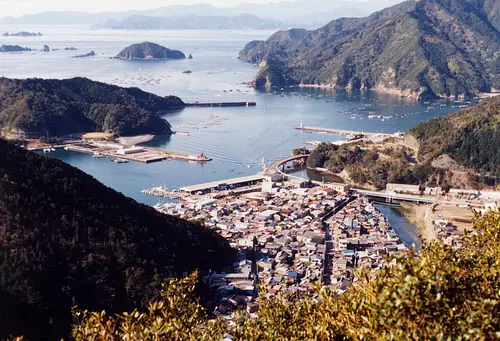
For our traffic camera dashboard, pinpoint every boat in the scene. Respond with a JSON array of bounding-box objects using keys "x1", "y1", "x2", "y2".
[
  {"x1": 247, "y1": 164, "x2": 252, "y2": 169},
  {"x1": 113, "y1": 159, "x2": 129, "y2": 164},
  {"x1": 43, "y1": 148, "x2": 52, "y2": 153},
  {"x1": 346, "y1": 133, "x2": 364, "y2": 142},
  {"x1": 93, "y1": 152, "x2": 104, "y2": 158}
]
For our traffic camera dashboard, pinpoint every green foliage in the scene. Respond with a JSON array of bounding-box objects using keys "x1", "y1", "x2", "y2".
[
  {"x1": 0, "y1": 140, "x2": 233, "y2": 340},
  {"x1": 73, "y1": 211, "x2": 500, "y2": 340},
  {"x1": 307, "y1": 143, "x2": 435, "y2": 189},
  {"x1": 292, "y1": 147, "x2": 310, "y2": 156},
  {"x1": 72, "y1": 272, "x2": 226, "y2": 341},
  {"x1": 409, "y1": 96, "x2": 500, "y2": 173},
  {"x1": 0, "y1": 77, "x2": 185, "y2": 137}
]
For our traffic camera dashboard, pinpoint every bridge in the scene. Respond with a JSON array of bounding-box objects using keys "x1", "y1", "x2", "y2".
[
  {"x1": 353, "y1": 189, "x2": 435, "y2": 204},
  {"x1": 268, "y1": 154, "x2": 308, "y2": 174}
]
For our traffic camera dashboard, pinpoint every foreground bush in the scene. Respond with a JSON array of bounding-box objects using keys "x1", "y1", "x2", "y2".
[{"x1": 73, "y1": 212, "x2": 500, "y2": 340}]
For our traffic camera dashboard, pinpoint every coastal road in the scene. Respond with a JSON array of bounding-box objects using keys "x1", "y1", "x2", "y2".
[{"x1": 424, "y1": 204, "x2": 438, "y2": 241}]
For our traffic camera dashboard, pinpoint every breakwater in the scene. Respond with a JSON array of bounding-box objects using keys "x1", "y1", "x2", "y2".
[{"x1": 186, "y1": 101, "x2": 256, "y2": 108}]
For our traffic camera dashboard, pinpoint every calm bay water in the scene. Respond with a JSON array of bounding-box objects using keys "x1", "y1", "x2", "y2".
[{"x1": 1, "y1": 26, "x2": 464, "y2": 247}]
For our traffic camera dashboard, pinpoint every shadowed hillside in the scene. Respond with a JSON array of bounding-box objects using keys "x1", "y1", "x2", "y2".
[{"x1": 0, "y1": 139, "x2": 233, "y2": 339}]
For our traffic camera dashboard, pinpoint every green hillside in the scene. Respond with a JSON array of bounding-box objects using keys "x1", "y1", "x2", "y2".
[
  {"x1": 240, "y1": 0, "x2": 500, "y2": 99},
  {"x1": 0, "y1": 139, "x2": 233, "y2": 340},
  {"x1": 0, "y1": 77, "x2": 185, "y2": 137},
  {"x1": 409, "y1": 95, "x2": 500, "y2": 174}
]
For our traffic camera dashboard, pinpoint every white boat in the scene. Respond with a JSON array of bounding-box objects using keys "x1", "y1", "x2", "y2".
[
  {"x1": 43, "y1": 148, "x2": 51, "y2": 153},
  {"x1": 113, "y1": 159, "x2": 129, "y2": 164}
]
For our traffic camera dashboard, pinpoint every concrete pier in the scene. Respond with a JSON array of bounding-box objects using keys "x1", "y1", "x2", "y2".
[
  {"x1": 186, "y1": 101, "x2": 256, "y2": 108},
  {"x1": 296, "y1": 125, "x2": 391, "y2": 138},
  {"x1": 64, "y1": 141, "x2": 211, "y2": 164}
]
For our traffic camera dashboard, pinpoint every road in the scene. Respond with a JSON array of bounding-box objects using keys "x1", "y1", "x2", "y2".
[{"x1": 424, "y1": 204, "x2": 438, "y2": 241}]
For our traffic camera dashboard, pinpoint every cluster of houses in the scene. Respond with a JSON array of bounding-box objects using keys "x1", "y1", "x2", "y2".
[
  {"x1": 432, "y1": 217, "x2": 465, "y2": 248},
  {"x1": 156, "y1": 179, "x2": 411, "y2": 321},
  {"x1": 325, "y1": 198, "x2": 408, "y2": 292}
]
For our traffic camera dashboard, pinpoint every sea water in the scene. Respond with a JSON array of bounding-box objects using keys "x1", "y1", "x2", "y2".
[{"x1": 1, "y1": 26, "x2": 464, "y2": 248}]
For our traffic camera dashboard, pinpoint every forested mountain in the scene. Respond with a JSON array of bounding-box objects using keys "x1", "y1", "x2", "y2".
[
  {"x1": 240, "y1": 0, "x2": 500, "y2": 99},
  {"x1": 0, "y1": 139, "x2": 234, "y2": 340},
  {"x1": 409, "y1": 95, "x2": 500, "y2": 174},
  {"x1": 0, "y1": 77, "x2": 185, "y2": 137}
]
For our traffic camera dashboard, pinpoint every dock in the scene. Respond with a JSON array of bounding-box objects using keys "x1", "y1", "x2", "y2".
[
  {"x1": 186, "y1": 101, "x2": 256, "y2": 108},
  {"x1": 296, "y1": 125, "x2": 392, "y2": 138},
  {"x1": 64, "y1": 141, "x2": 211, "y2": 164},
  {"x1": 180, "y1": 174, "x2": 266, "y2": 195}
]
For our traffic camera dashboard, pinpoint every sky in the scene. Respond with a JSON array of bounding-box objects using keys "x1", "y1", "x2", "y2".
[{"x1": 1, "y1": 0, "x2": 278, "y2": 17}]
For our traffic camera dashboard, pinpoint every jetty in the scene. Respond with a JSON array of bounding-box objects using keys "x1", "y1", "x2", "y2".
[
  {"x1": 296, "y1": 125, "x2": 392, "y2": 138},
  {"x1": 186, "y1": 101, "x2": 256, "y2": 108},
  {"x1": 64, "y1": 141, "x2": 211, "y2": 164}
]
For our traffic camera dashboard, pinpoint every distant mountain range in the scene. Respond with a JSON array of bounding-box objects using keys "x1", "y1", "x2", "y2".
[
  {"x1": 0, "y1": 0, "x2": 404, "y2": 29},
  {"x1": 102, "y1": 14, "x2": 289, "y2": 30},
  {"x1": 239, "y1": 0, "x2": 500, "y2": 99}
]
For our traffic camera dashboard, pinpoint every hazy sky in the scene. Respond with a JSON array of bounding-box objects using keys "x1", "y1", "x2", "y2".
[{"x1": 1, "y1": 0, "x2": 283, "y2": 16}]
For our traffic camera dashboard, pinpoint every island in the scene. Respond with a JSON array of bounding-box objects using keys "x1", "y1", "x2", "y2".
[
  {"x1": 0, "y1": 77, "x2": 186, "y2": 137},
  {"x1": 1, "y1": 31, "x2": 42, "y2": 37},
  {"x1": 239, "y1": 0, "x2": 500, "y2": 99},
  {"x1": 0, "y1": 45, "x2": 31, "y2": 52},
  {"x1": 116, "y1": 41, "x2": 186, "y2": 60}
]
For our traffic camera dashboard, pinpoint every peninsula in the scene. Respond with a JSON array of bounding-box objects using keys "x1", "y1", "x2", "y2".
[
  {"x1": 116, "y1": 41, "x2": 186, "y2": 60},
  {"x1": 239, "y1": 0, "x2": 500, "y2": 99},
  {"x1": 0, "y1": 77, "x2": 185, "y2": 137}
]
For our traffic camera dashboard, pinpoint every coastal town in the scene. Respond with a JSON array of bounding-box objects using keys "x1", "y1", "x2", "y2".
[{"x1": 151, "y1": 172, "x2": 411, "y2": 320}]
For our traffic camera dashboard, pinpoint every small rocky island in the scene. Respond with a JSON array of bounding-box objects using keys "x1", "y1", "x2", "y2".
[
  {"x1": 73, "y1": 51, "x2": 96, "y2": 58},
  {"x1": 116, "y1": 42, "x2": 185, "y2": 60},
  {"x1": 2, "y1": 32, "x2": 42, "y2": 37}
]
